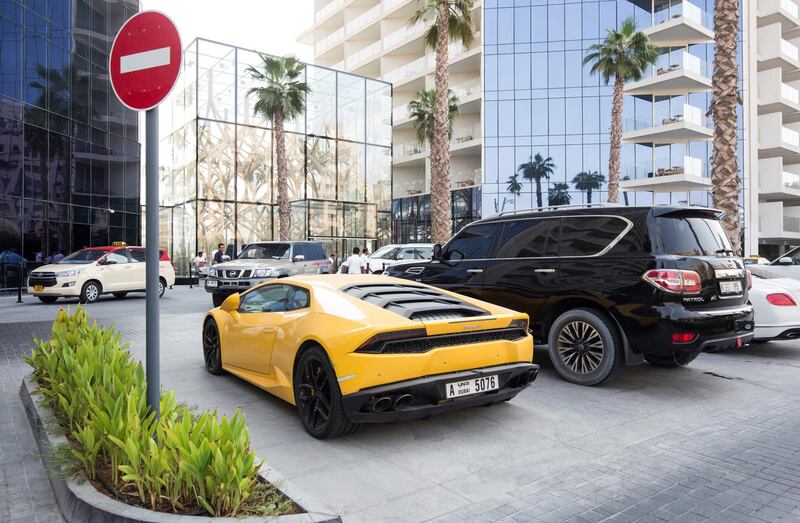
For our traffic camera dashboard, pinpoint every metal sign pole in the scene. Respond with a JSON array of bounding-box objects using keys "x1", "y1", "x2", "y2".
[{"x1": 145, "y1": 106, "x2": 160, "y2": 420}]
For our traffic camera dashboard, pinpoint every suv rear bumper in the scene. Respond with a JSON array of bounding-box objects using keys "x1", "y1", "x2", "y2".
[{"x1": 628, "y1": 303, "x2": 754, "y2": 354}]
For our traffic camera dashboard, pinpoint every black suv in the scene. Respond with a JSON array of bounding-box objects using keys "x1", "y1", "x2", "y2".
[{"x1": 386, "y1": 206, "x2": 755, "y2": 386}]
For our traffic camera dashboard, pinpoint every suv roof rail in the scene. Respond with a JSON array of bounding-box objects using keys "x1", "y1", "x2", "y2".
[{"x1": 497, "y1": 203, "x2": 622, "y2": 216}]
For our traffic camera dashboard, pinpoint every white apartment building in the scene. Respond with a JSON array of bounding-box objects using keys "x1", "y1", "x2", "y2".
[{"x1": 299, "y1": 0, "x2": 483, "y2": 203}]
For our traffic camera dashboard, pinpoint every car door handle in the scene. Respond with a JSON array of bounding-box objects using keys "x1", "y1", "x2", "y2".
[
  {"x1": 534, "y1": 268, "x2": 556, "y2": 273},
  {"x1": 466, "y1": 268, "x2": 484, "y2": 274}
]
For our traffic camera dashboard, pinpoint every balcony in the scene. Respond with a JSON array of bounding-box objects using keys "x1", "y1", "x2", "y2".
[
  {"x1": 759, "y1": 112, "x2": 800, "y2": 162},
  {"x1": 757, "y1": 23, "x2": 800, "y2": 73},
  {"x1": 315, "y1": 0, "x2": 345, "y2": 23},
  {"x1": 345, "y1": 40, "x2": 382, "y2": 70},
  {"x1": 758, "y1": 157, "x2": 800, "y2": 201},
  {"x1": 622, "y1": 103, "x2": 712, "y2": 143},
  {"x1": 758, "y1": 0, "x2": 800, "y2": 29},
  {"x1": 315, "y1": 27, "x2": 345, "y2": 55},
  {"x1": 383, "y1": 22, "x2": 426, "y2": 51},
  {"x1": 646, "y1": 1, "x2": 714, "y2": 46},
  {"x1": 620, "y1": 155, "x2": 711, "y2": 192},
  {"x1": 393, "y1": 141, "x2": 428, "y2": 164},
  {"x1": 624, "y1": 51, "x2": 711, "y2": 96},
  {"x1": 345, "y1": 4, "x2": 382, "y2": 37},
  {"x1": 382, "y1": 34, "x2": 481, "y2": 85},
  {"x1": 759, "y1": 201, "x2": 800, "y2": 240},
  {"x1": 758, "y1": 68, "x2": 800, "y2": 120},
  {"x1": 451, "y1": 123, "x2": 482, "y2": 151}
]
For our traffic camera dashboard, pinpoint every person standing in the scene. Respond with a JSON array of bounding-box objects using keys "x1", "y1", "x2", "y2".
[
  {"x1": 360, "y1": 248, "x2": 370, "y2": 274},
  {"x1": 52, "y1": 251, "x2": 64, "y2": 262},
  {"x1": 344, "y1": 247, "x2": 363, "y2": 274},
  {"x1": 213, "y1": 243, "x2": 225, "y2": 265},
  {"x1": 193, "y1": 251, "x2": 207, "y2": 276},
  {"x1": 328, "y1": 252, "x2": 337, "y2": 273}
]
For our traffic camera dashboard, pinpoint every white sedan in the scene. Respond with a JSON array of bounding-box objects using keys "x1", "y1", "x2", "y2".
[
  {"x1": 366, "y1": 244, "x2": 434, "y2": 274},
  {"x1": 749, "y1": 273, "x2": 800, "y2": 342}
]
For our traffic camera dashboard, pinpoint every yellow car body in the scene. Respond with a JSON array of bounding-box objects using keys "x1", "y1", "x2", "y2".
[{"x1": 202, "y1": 274, "x2": 537, "y2": 438}]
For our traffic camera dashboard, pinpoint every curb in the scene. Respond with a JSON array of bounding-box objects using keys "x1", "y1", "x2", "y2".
[{"x1": 19, "y1": 374, "x2": 341, "y2": 523}]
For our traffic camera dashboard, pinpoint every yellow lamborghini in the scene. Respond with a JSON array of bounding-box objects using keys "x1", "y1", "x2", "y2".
[{"x1": 202, "y1": 274, "x2": 537, "y2": 438}]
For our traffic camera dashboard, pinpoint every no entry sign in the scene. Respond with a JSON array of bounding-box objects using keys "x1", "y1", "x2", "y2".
[{"x1": 109, "y1": 11, "x2": 182, "y2": 111}]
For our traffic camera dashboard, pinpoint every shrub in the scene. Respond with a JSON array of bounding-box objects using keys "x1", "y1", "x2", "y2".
[{"x1": 26, "y1": 307, "x2": 288, "y2": 516}]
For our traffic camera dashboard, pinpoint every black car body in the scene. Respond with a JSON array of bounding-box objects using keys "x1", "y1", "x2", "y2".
[{"x1": 386, "y1": 206, "x2": 755, "y2": 385}]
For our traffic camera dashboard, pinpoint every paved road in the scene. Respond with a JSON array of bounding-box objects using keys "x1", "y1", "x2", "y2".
[{"x1": 1, "y1": 287, "x2": 799, "y2": 522}]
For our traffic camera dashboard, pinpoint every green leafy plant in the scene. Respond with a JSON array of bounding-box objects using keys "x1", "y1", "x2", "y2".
[{"x1": 25, "y1": 307, "x2": 291, "y2": 517}]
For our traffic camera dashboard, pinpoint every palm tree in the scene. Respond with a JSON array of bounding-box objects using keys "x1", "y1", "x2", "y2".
[
  {"x1": 506, "y1": 173, "x2": 523, "y2": 197},
  {"x1": 583, "y1": 18, "x2": 657, "y2": 204},
  {"x1": 548, "y1": 182, "x2": 572, "y2": 206},
  {"x1": 710, "y1": 0, "x2": 742, "y2": 254},
  {"x1": 411, "y1": 0, "x2": 476, "y2": 244},
  {"x1": 572, "y1": 171, "x2": 606, "y2": 204},
  {"x1": 407, "y1": 88, "x2": 459, "y2": 146},
  {"x1": 517, "y1": 153, "x2": 555, "y2": 209},
  {"x1": 246, "y1": 55, "x2": 310, "y2": 241}
]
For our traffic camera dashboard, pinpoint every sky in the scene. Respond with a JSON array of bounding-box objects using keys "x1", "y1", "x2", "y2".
[{"x1": 139, "y1": 0, "x2": 314, "y2": 61}]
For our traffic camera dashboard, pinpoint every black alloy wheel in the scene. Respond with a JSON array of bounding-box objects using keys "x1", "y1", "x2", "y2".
[
  {"x1": 294, "y1": 347, "x2": 358, "y2": 439},
  {"x1": 202, "y1": 319, "x2": 224, "y2": 375},
  {"x1": 557, "y1": 320, "x2": 605, "y2": 375}
]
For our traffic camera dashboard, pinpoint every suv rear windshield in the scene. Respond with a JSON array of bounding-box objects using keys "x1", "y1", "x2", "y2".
[
  {"x1": 655, "y1": 215, "x2": 733, "y2": 256},
  {"x1": 238, "y1": 243, "x2": 290, "y2": 260}
]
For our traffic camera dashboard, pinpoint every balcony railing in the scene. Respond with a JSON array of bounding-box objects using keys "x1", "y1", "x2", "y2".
[
  {"x1": 782, "y1": 0, "x2": 800, "y2": 19},
  {"x1": 781, "y1": 38, "x2": 800, "y2": 61},
  {"x1": 393, "y1": 105, "x2": 410, "y2": 121},
  {"x1": 623, "y1": 103, "x2": 710, "y2": 132},
  {"x1": 782, "y1": 126, "x2": 800, "y2": 146},
  {"x1": 316, "y1": 27, "x2": 345, "y2": 55},
  {"x1": 451, "y1": 123, "x2": 481, "y2": 145},
  {"x1": 784, "y1": 171, "x2": 800, "y2": 190},
  {"x1": 654, "y1": 0, "x2": 709, "y2": 27},
  {"x1": 383, "y1": 0, "x2": 407, "y2": 12},
  {"x1": 652, "y1": 50, "x2": 708, "y2": 77},
  {"x1": 782, "y1": 82, "x2": 800, "y2": 104},
  {"x1": 383, "y1": 22, "x2": 426, "y2": 50},
  {"x1": 394, "y1": 141, "x2": 427, "y2": 160},
  {"x1": 346, "y1": 40, "x2": 382, "y2": 69},
  {"x1": 346, "y1": 4, "x2": 382, "y2": 36},
  {"x1": 452, "y1": 79, "x2": 481, "y2": 100},
  {"x1": 315, "y1": 0, "x2": 345, "y2": 23},
  {"x1": 623, "y1": 155, "x2": 704, "y2": 179},
  {"x1": 785, "y1": 216, "x2": 800, "y2": 232},
  {"x1": 382, "y1": 35, "x2": 480, "y2": 84}
]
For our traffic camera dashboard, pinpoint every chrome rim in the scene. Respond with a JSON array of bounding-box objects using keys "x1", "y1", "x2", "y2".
[
  {"x1": 85, "y1": 284, "x2": 99, "y2": 302},
  {"x1": 202, "y1": 321, "x2": 220, "y2": 371},
  {"x1": 557, "y1": 321, "x2": 604, "y2": 374},
  {"x1": 159, "y1": 281, "x2": 164, "y2": 295},
  {"x1": 297, "y1": 356, "x2": 331, "y2": 432}
]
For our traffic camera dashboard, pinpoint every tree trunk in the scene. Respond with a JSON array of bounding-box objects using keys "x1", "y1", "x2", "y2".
[
  {"x1": 274, "y1": 107, "x2": 290, "y2": 241},
  {"x1": 587, "y1": 188, "x2": 593, "y2": 204},
  {"x1": 535, "y1": 178, "x2": 542, "y2": 208},
  {"x1": 430, "y1": 1, "x2": 452, "y2": 244},
  {"x1": 607, "y1": 74, "x2": 624, "y2": 204},
  {"x1": 712, "y1": 0, "x2": 741, "y2": 254}
]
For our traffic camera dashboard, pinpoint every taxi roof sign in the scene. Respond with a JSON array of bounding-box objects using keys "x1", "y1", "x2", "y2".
[{"x1": 112, "y1": 241, "x2": 128, "y2": 246}]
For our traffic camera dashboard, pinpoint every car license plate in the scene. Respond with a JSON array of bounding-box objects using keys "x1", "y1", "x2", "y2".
[
  {"x1": 445, "y1": 375, "x2": 499, "y2": 399},
  {"x1": 206, "y1": 279, "x2": 218, "y2": 288},
  {"x1": 33, "y1": 285, "x2": 43, "y2": 291},
  {"x1": 719, "y1": 281, "x2": 742, "y2": 294}
]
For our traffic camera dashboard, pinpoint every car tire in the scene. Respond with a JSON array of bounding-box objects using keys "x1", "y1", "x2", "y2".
[
  {"x1": 158, "y1": 277, "x2": 166, "y2": 298},
  {"x1": 212, "y1": 293, "x2": 226, "y2": 308},
  {"x1": 644, "y1": 352, "x2": 699, "y2": 367},
  {"x1": 547, "y1": 308, "x2": 623, "y2": 386},
  {"x1": 37, "y1": 296, "x2": 58, "y2": 304},
  {"x1": 202, "y1": 318, "x2": 224, "y2": 375},
  {"x1": 372, "y1": 270, "x2": 383, "y2": 275},
  {"x1": 293, "y1": 346, "x2": 358, "y2": 439},
  {"x1": 112, "y1": 292, "x2": 128, "y2": 299},
  {"x1": 79, "y1": 281, "x2": 102, "y2": 304}
]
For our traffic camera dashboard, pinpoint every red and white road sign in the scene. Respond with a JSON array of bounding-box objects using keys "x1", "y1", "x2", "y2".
[{"x1": 109, "y1": 11, "x2": 182, "y2": 111}]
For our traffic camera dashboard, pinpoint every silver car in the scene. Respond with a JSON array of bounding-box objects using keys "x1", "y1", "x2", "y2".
[
  {"x1": 205, "y1": 241, "x2": 332, "y2": 306},
  {"x1": 366, "y1": 243, "x2": 434, "y2": 274},
  {"x1": 749, "y1": 246, "x2": 800, "y2": 281}
]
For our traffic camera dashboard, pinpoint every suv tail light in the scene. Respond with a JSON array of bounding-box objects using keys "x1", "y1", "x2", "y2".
[
  {"x1": 745, "y1": 269, "x2": 752, "y2": 290},
  {"x1": 766, "y1": 293, "x2": 797, "y2": 306},
  {"x1": 643, "y1": 269, "x2": 702, "y2": 295}
]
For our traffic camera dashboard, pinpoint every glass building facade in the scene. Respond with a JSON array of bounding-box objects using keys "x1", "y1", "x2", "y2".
[
  {"x1": 483, "y1": 0, "x2": 747, "y2": 230},
  {"x1": 158, "y1": 39, "x2": 392, "y2": 276},
  {"x1": 0, "y1": 0, "x2": 141, "y2": 278},
  {"x1": 392, "y1": 186, "x2": 482, "y2": 243}
]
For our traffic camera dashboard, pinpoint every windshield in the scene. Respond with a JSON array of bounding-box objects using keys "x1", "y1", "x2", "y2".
[
  {"x1": 371, "y1": 246, "x2": 399, "y2": 259},
  {"x1": 655, "y1": 216, "x2": 733, "y2": 256},
  {"x1": 57, "y1": 249, "x2": 110, "y2": 264},
  {"x1": 237, "y1": 243, "x2": 290, "y2": 260}
]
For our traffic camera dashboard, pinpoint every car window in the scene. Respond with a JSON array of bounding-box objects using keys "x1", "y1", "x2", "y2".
[
  {"x1": 57, "y1": 248, "x2": 110, "y2": 264},
  {"x1": 104, "y1": 250, "x2": 129, "y2": 264},
  {"x1": 654, "y1": 216, "x2": 732, "y2": 256},
  {"x1": 444, "y1": 223, "x2": 499, "y2": 260},
  {"x1": 238, "y1": 243, "x2": 290, "y2": 260},
  {"x1": 304, "y1": 244, "x2": 326, "y2": 261},
  {"x1": 372, "y1": 245, "x2": 399, "y2": 259},
  {"x1": 286, "y1": 286, "x2": 311, "y2": 311},
  {"x1": 293, "y1": 245, "x2": 306, "y2": 260},
  {"x1": 239, "y1": 285, "x2": 291, "y2": 313},
  {"x1": 496, "y1": 219, "x2": 558, "y2": 258},
  {"x1": 560, "y1": 216, "x2": 628, "y2": 257},
  {"x1": 129, "y1": 248, "x2": 147, "y2": 263}
]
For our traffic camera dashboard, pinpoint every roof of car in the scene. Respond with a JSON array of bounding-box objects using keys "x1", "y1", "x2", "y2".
[{"x1": 478, "y1": 205, "x2": 720, "y2": 223}]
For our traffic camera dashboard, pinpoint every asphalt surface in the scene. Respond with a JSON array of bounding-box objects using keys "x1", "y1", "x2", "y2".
[{"x1": 1, "y1": 286, "x2": 799, "y2": 522}]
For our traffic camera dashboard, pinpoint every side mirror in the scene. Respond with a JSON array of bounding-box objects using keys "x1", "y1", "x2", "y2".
[
  {"x1": 101, "y1": 258, "x2": 116, "y2": 265},
  {"x1": 293, "y1": 254, "x2": 305, "y2": 262},
  {"x1": 220, "y1": 293, "x2": 241, "y2": 312},
  {"x1": 778, "y1": 257, "x2": 793, "y2": 265},
  {"x1": 432, "y1": 244, "x2": 443, "y2": 260}
]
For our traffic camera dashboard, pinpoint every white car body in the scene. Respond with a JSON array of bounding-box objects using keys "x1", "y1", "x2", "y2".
[
  {"x1": 366, "y1": 243, "x2": 434, "y2": 274},
  {"x1": 749, "y1": 275, "x2": 800, "y2": 341}
]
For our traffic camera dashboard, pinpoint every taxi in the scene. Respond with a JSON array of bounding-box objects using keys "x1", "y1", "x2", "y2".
[{"x1": 27, "y1": 242, "x2": 176, "y2": 303}]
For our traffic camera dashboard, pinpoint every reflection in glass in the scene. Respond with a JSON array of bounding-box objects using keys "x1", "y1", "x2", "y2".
[
  {"x1": 307, "y1": 137, "x2": 337, "y2": 200},
  {"x1": 237, "y1": 203, "x2": 273, "y2": 244},
  {"x1": 338, "y1": 141, "x2": 365, "y2": 202},
  {"x1": 237, "y1": 126, "x2": 272, "y2": 202},
  {"x1": 338, "y1": 73, "x2": 365, "y2": 142},
  {"x1": 198, "y1": 120, "x2": 235, "y2": 200}
]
